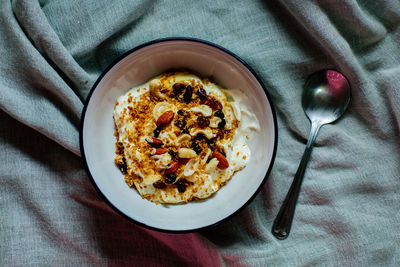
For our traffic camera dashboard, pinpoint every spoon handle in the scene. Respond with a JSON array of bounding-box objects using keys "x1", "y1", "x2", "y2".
[{"x1": 272, "y1": 122, "x2": 321, "y2": 239}]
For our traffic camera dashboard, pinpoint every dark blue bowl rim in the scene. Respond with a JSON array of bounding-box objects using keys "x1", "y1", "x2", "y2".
[{"x1": 79, "y1": 37, "x2": 278, "y2": 233}]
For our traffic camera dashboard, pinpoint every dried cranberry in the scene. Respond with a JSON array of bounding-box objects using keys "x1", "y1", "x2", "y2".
[
  {"x1": 197, "y1": 115, "x2": 210, "y2": 128},
  {"x1": 196, "y1": 87, "x2": 207, "y2": 102},
  {"x1": 165, "y1": 173, "x2": 177, "y2": 184},
  {"x1": 176, "y1": 179, "x2": 187, "y2": 193},
  {"x1": 183, "y1": 85, "x2": 193, "y2": 104},
  {"x1": 153, "y1": 180, "x2": 166, "y2": 189},
  {"x1": 218, "y1": 118, "x2": 226, "y2": 129},
  {"x1": 214, "y1": 110, "x2": 224, "y2": 118}
]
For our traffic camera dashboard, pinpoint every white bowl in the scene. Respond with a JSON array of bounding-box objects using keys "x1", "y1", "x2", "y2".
[{"x1": 80, "y1": 38, "x2": 278, "y2": 232}]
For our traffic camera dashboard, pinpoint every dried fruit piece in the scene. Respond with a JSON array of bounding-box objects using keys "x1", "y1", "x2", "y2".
[
  {"x1": 196, "y1": 87, "x2": 207, "y2": 102},
  {"x1": 191, "y1": 140, "x2": 202, "y2": 154},
  {"x1": 165, "y1": 173, "x2": 177, "y2": 184},
  {"x1": 173, "y1": 83, "x2": 186, "y2": 97},
  {"x1": 206, "y1": 137, "x2": 216, "y2": 150},
  {"x1": 155, "y1": 147, "x2": 168, "y2": 155},
  {"x1": 216, "y1": 129, "x2": 224, "y2": 139},
  {"x1": 176, "y1": 179, "x2": 187, "y2": 193},
  {"x1": 212, "y1": 150, "x2": 229, "y2": 169},
  {"x1": 165, "y1": 161, "x2": 180, "y2": 174},
  {"x1": 205, "y1": 96, "x2": 222, "y2": 110},
  {"x1": 218, "y1": 118, "x2": 226, "y2": 129},
  {"x1": 153, "y1": 180, "x2": 166, "y2": 189},
  {"x1": 214, "y1": 110, "x2": 224, "y2": 118},
  {"x1": 153, "y1": 127, "x2": 162, "y2": 137},
  {"x1": 197, "y1": 115, "x2": 210, "y2": 128},
  {"x1": 183, "y1": 85, "x2": 193, "y2": 104},
  {"x1": 156, "y1": 110, "x2": 174, "y2": 127},
  {"x1": 146, "y1": 137, "x2": 164, "y2": 148}
]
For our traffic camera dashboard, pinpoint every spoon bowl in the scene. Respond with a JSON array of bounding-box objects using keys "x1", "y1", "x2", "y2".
[
  {"x1": 272, "y1": 69, "x2": 350, "y2": 239},
  {"x1": 302, "y1": 70, "x2": 350, "y2": 124}
]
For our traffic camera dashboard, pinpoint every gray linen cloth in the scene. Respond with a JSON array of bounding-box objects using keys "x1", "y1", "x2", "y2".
[{"x1": 1, "y1": 0, "x2": 399, "y2": 266}]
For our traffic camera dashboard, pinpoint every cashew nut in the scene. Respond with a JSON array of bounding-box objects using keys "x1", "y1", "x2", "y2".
[
  {"x1": 209, "y1": 117, "x2": 222, "y2": 128},
  {"x1": 183, "y1": 158, "x2": 199, "y2": 177},
  {"x1": 153, "y1": 102, "x2": 174, "y2": 120},
  {"x1": 190, "y1": 105, "x2": 212, "y2": 117},
  {"x1": 175, "y1": 134, "x2": 191, "y2": 146},
  {"x1": 143, "y1": 173, "x2": 162, "y2": 186},
  {"x1": 205, "y1": 158, "x2": 219, "y2": 174},
  {"x1": 190, "y1": 128, "x2": 215, "y2": 139},
  {"x1": 149, "y1": 79, "x2": 166, "y2": 100},
  {"x1": 178, "y1": 148, "x2": 197, "y2": 158}
]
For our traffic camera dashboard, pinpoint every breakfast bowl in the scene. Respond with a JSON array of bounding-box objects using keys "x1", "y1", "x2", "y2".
[{"x1": 80, "y1": 38, "x2": 277, "y2": 232}]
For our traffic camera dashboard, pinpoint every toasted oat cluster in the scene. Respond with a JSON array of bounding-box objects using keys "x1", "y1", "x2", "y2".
[{"x1": 113, "y1": 72, "x2": 250, "y2": 204}]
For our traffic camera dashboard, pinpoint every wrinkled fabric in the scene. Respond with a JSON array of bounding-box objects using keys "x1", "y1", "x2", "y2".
[{"x1": 1, "y1": 0, "x2": 399, "y2": 266}]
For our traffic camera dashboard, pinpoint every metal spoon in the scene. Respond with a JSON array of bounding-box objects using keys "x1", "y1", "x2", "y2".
[{"x1": 272, "y1": 69, "x2": 351, "y2": 240}]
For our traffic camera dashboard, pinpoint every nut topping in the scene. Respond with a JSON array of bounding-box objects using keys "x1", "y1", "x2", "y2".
[
  {"x1": 156, "y1": 110, "x2": 174, "y2": 127},
  {"x1": 146, "y1": 137, "x2": 164, "y2": 148},
  {"x1": 212, "y1": 150, "x2": 229, "y2": 169}
]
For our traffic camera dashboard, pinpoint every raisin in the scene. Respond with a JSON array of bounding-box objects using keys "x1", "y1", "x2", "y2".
[
  {"x1": 177, "y1": 109, "x2": 186, "y2": 115},
  {"x1": 194, "y1": 133, "x2": 207, "y2": 140},
  {"x1": 197, "y1": 115, "x2": 210, "y2": 128},
  {"x1": 214, "y1": 110, "x2": 224, "y2": 118},
  {"x1": 207, "y1": 137, "x2": 217, "y2": 144},
  {"x1": 183, "y1": 85, "x2": 193, "y2": 104},
  {"x1": 173, "y1": 83, "x2": 186, "y2": 97},
  {"x1": 176, "y1": 179, "x2": 187, "y2": 193},
  {"x1": 205, "y1": 96, "x2": 222, "y2": 110},
  {"x1": 165, "y1": 173, "x2": 177, "y2": 184},
  {"x1": 153, "y1": 180, "x2": 166, "y2": 189},
  {"x1": 191, "y1": 141, "x2": 203, "y2": 154},
  {"x1": 175, "y1": 117, "x2": 187, "y2": 130},
  {"x1": 196, "y1": 87, "x2": 207, "y2": 102},
  {"x1": 168, "y1": 149, "x2": 177, "y2": 158},
  {"x1": 207, "y1": 137, "x2": 216, "y2": 150},
  {"x1": 218, "y1": 118, "x2": 226, "y2": 129},
  {"x1": 181, "y1": 127, "x2": 189, "y2": 134},
  {"x1": 216, "y1": 129, "x2": 224, "y2": 139},
  {"x1": 153, "y1": 127, "x2": 162, "y2": 138}
]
